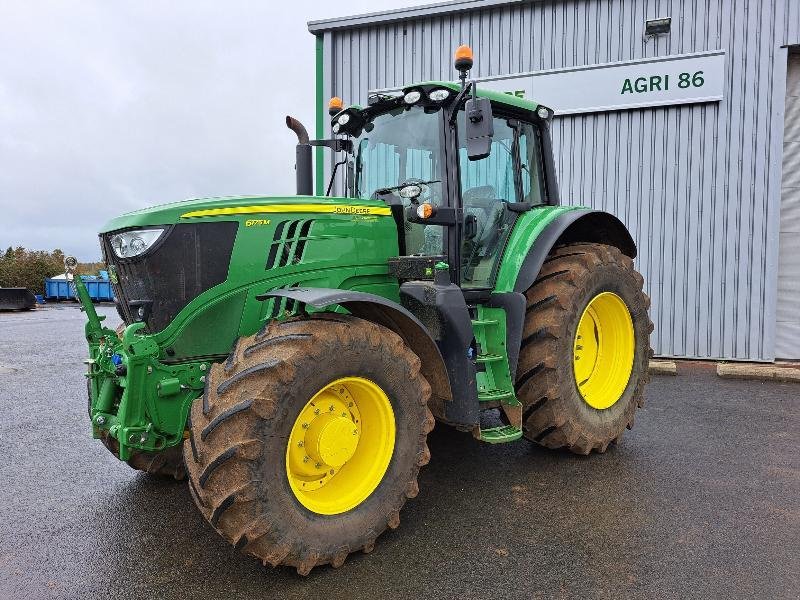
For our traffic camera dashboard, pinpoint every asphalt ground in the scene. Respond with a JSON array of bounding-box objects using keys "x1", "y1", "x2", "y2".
[{"x1": 1, "y1": 304, "x2": 798, "y2": 599}]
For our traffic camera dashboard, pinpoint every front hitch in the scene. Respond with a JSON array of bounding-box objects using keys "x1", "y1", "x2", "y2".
[{"x1": 67, "y1": 256, "x2": 206, "y2": 462}]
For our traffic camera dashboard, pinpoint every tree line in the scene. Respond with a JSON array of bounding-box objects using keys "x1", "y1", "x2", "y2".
[{"x1": 0, "y1": 247, "x2": 103, "y2": 295}]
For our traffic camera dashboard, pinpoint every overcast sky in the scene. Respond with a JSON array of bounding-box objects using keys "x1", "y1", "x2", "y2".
[{"x1": 0, "y1": 1, "x2": 433, "y2": 260}]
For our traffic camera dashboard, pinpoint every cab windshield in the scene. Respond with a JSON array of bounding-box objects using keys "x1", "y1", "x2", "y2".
[{"x1": 353, "y1": 106, "x2": 444, "y2": 204}]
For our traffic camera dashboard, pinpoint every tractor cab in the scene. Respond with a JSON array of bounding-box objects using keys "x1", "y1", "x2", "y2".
[{"x1": 320, "y1": 55, "x2": 557, "y2": 294}]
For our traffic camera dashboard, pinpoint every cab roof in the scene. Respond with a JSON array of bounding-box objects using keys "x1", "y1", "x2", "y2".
[
  {"x1": 340, "y1": 80, "x2": 540, "y2": 118},
  {"x1": 417, "y1": 81, "x2": 539, "y2": 112}
]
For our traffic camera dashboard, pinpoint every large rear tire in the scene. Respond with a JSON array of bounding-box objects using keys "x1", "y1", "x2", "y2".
[
  {"x1": 185, "y1": 314, "x2": 433, "y2": 574},
  {"x1": 517, "y1": 243, "x2": 652, "y2": 454}
]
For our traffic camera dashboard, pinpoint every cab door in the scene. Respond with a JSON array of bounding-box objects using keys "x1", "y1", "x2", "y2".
[{"x1": 455, "y1": 113, "x2": 547, "y2": 289}]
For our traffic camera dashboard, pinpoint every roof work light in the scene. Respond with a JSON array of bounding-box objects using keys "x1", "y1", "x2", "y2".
[{"x1": 454, "y1": 45, "x2": 473, "y2": 72}]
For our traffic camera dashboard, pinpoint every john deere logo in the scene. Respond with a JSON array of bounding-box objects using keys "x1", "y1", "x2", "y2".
[{"x1": 334, "y1": 206, "x2": 372, "y2": 215}]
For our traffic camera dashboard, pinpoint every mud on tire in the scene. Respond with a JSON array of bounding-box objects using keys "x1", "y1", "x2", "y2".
[
  {"x1": 517, "y1": 242, "x2": 653, "y2": 455},
  {"x1": 125, "y1": 445, "x2": 186, "y2": 480},
  {"x1": 97, "y1": 432, "x2": 186, "y2": 480},
  {"x1": 184, "y1": 314, "x2": 434, "y2": 575}
]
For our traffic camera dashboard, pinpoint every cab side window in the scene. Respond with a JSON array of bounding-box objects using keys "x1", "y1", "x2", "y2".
[
  {"x1": 459, "y1": 118, "x2": 519, "y2": 203},
  {"x1": 519, "y1": 122, "x2": 546, "y2": 205}
]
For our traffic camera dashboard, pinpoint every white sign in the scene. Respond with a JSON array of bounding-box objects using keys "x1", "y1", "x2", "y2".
[{"x1": 477, "y1": 50, "x2": 726, "y2": 115}]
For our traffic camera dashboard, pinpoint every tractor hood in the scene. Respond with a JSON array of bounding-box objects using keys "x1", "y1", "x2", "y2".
[{"x1": 99, "y1": 195, "x2": 391, "y2": 233}]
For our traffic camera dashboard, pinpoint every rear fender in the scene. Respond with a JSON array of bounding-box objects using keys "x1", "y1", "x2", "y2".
[{"x1": 512, "y1": 209, "x2": 636, "y2": 294}]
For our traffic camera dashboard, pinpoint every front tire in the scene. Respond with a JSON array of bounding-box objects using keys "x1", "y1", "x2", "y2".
[
  {"x1": 517, "y1": 243, "x2": 653, "y2": 454},
  {"x1": 185, "y1": 314, "x2": 434, "y2": 574}
]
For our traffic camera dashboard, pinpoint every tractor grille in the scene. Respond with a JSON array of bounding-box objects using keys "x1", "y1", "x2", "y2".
[
  {"x1": 102, "y1": 221, "x2": 238, "y2": 333},
  {"x1": 265, "y1": 219, "x2": 315, "y2": 269}
]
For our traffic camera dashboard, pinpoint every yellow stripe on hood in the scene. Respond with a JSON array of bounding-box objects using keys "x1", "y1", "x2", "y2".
[{"x1": 181, "y1": 204, "x2": 391, "y2": 218}]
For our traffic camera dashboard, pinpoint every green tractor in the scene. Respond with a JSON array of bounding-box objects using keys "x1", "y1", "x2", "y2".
[{"x1": 73, "y1": 46, "x2": 652, "y2": 574}]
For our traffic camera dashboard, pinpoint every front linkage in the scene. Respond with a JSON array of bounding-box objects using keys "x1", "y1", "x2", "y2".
[{"x1": 68, "y1": 257, "x2": 206, "y2": 461}]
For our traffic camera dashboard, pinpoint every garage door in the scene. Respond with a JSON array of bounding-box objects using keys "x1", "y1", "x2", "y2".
[{"x1": 776, "y1": 52, "x2": 800, "y2": 359}]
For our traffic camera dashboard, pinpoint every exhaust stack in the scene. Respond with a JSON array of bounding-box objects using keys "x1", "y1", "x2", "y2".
[{"x1": 286, "y1": 116, "x2": 313, "y2": 196}]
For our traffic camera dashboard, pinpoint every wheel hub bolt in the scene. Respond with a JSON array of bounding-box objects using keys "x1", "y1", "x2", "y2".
[
  {"x1": 96, "y1": 415, "x2": 106, "y2": 425},
  {"x1": 314, "y1": 408, "x2": 320, "y2": 415},
  {"x1": 297, "y1": 440, "x2": 304, "y2": 447},
  {"x1": 315, "y1": 462, "x2": 322, "y2": 469},
  {"x1": 303, "y1": 456, "x2": 309, "y2": 463},
  {"x1": 328, "y1": 405, "x2": 334, "y2": 412}
]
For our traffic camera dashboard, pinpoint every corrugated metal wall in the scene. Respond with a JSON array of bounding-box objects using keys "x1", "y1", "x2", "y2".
[
  {"x1": 776, "y1": 52, "x2": 800, "y2": 358},
  {"x1": 319, "y1": 0, "x2": 795, "y2": 361}
]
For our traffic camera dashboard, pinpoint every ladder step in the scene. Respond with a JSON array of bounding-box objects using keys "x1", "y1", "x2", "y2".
[
  {"x1": 479, "y1": 425, "x2": 523, "y2": 444},
  {"x1": 478, "y1": 388, "x2": 516, "y2": 402},
  {"x1": 471, "y1": 319, "x2": 499, "y2": 326},
  {"x1": 476, "y1": 353, "x2": 503, "y2": 363}
]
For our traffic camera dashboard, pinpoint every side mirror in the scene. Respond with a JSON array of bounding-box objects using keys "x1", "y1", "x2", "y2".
[{"x1": 464, "y1": 97, "x2": 493, "y2": 161}]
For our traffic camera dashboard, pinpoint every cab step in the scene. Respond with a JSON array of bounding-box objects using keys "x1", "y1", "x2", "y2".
[
  {"x1": 471, "y1": 318, "x2": 499, "y2": 326},
  {"x1": 476, "y1": 353, "x2": 503, "y2": 364},
  {"x1": 477, "y1": 425, "x2": 523, "y2": 444},
  {"x1": 478, "y1": 388, "x2": 516, "y2": 401}
]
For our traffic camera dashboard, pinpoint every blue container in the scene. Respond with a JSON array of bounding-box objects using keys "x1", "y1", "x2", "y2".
[
  {"x1": 44, "y1": 277, "x2": 115, "y2": 302},
  {"x1": 35, "y1": 294, "x2": 44, "y2": 304},
  {"x1": 44, "y1": 279, "x2": 73, "y2": 300},
  {"x1": 84, "y1": 279, "x2": 114, "y2": 301}
]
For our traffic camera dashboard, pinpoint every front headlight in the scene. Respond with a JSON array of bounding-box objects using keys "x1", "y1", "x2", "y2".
[{"x1": 109, "y1": 228, "x2": 165, "y2": 259}]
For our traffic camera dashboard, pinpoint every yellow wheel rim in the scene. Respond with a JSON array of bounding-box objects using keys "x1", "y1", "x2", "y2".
[
  {"x1": 285, "y1": 377, "x2": 395, "y2": 515},
  {"x1": 573, "y1": 292, "x2": 635, "y2": 410}
]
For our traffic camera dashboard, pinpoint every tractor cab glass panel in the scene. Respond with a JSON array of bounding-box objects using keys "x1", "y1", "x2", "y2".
[
  {"x1": 353, "y1": 106, "x2": 445, "y2": 256},
  {"x1": 457, "y1": 114, "x2": 515, "y2": 288},
  {"x1": 518, "y1": 122, "x2": 546, "y2": 204}
]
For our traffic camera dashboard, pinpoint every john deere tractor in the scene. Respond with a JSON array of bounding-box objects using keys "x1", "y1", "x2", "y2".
[{"x1": 72, "y1": 46, "x2": 651, "y2": 574}]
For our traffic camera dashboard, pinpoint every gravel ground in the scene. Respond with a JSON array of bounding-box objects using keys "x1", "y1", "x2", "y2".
[{"x1": 0, "y1": 304, "x2": 798, "y2": 599}]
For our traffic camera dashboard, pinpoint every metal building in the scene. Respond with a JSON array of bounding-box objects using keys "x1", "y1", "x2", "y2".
[{"x1": 308, "y1": 0, "x2": 800, "y2": 362}]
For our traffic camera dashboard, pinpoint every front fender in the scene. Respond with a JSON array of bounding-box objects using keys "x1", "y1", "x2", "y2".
[{"x1": 257, "y1": 287, "x2": 452, "y2": 407}]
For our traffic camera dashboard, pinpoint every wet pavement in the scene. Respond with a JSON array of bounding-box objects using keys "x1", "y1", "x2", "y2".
[{"x1": 1, "y1": 305, "x2": 798, "y2": 599}]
